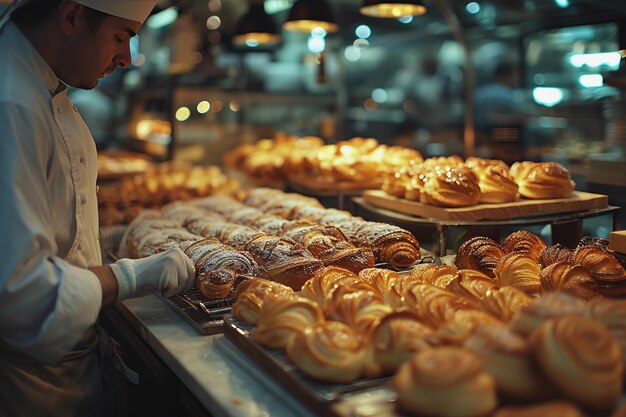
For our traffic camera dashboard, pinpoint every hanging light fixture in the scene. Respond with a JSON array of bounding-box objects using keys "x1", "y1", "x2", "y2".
[
  {"x1": 233, "y1": 0, "x2": 281, "y2": 47},
  {"x1": 360, "y1": 0, "x2": 427, "y2": 18},
  {"x1": 283, "y1": 0, "x2": 338, "y2": 33}
]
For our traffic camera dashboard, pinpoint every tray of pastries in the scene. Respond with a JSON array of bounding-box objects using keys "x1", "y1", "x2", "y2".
[
  {"x1": 367, "y1": 156, "x2": 608, "y2": 221},
  {"x1": 218, "y1": 228, "x2": 626, "y2": 417}
]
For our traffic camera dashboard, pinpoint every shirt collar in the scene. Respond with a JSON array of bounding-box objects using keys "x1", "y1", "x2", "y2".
[{"x1": 2, "y1": 21, "x2": 62, "y2": 96}]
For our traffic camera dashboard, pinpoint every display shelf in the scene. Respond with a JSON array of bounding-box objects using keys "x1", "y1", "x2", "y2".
[{"x1": 352, "y1": 197, "x2": 621, "y2": 256}]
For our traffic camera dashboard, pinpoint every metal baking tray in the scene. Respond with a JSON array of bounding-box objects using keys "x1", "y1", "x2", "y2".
[
  {"x1": 222, "y1": 315, "x2": 396, "y2": 417},
  {"x1": 164, "y1": 288, "x2": 234, "y2": 335}
]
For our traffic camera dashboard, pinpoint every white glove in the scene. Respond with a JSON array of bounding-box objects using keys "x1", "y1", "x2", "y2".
[{"x1": 110, "y1": 248, "x2": 196, "y2": 302}]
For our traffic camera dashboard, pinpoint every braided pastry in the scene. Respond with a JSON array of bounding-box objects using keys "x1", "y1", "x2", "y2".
[
  {"x1": 511, "y1": 161, "x2": 575, "y2": 199},
  {"x1": 493, "y1": 252, "x2": 541, "y2": 295},
  {"x1": 464, "y1": 324, "x2": 556, "y2": 402},
  {"x1": 509, "y1": 292, "x2": 587, "y2": 336},
  {"x1": 539, "y1": 261, "x2": 598, "y2": 300},
  {"x1": 455, "y1": 236, "x2": 505, "y2": 278},
  {"x1": 493, "y1": 401, "x2": 584, "y2": 417},
  {"x1": 252, "y1": 296, "x2": 323, "y2": 349},
  {"x1": 286, "y1": 321, "x2": 366, "y2": 383},
  {"x1": 539, "y1": 244, "x2": 573, "y2": 268},
  {"x1": 231, "y1": 278, "x2": 294, "y2": 325},
  {"x1": 502, "y1": 230, "x2": 547, "y2": 263},
  {"x1": 364, "y1": 311, "x2": 436, "y2": 378},
  {"x1": 571, "y1": 246, "x2": 626, "y2": 283},
  {"x1": 392, "y1": 346, "x2": 497, "y2": 417},
  {"x1": 529, "y1": 315, "x2": 623, "y2": 411},
  {"x1": 478, "y1": 286, "x2": 533, "y2": 322},
  {"x1": 445, "y1": 269, "x2": 498, "y2": 305}
]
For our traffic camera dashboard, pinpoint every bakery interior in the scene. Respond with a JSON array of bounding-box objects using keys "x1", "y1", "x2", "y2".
[{"x1": 7, "y1": 0, "x2": 626, "y2": 415}]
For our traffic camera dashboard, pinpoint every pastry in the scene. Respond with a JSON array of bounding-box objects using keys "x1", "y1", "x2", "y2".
[
  {"x1": 539, "y1": 261, "x2": 599, "y2": 300},
  {"x1": 421, "y1": 168, "x2": 482, "y2": 208},
  {"x1": 475, "y1": 164, "x2": 518, "y2": 204},
  {"x1": 286, "y1": 320, "x2": 366, "y2": 384},
  {"x1": 392, "y1": 346, "x2": 497, "y2": 417},
  {"x1": 404, "y1": 284, "x2": 474, "y2": 328},
  {"x1": 588, "y1": 298, "x2": 626, "y2": 372},
  {"x1": 252, "y1": 296, "x2": 323, "y2": 349},
  {"x1": 539, "y1": 244, "x2": 573, "y2": 267},
  {"x1": 323, "y1": 285, "x2": 393, "y2": 334},
  {"x1": 493, "y1": 252, "x2": 541, "y2": 294},
  {"x1": 464, "y1": 324, "x2": 556, "y2": 402},
  {"x1": 231, "y1": 278, "x2": 295, "y2": 325},
  {"x1": 502, "y1": 230, "x2": 547, "y2": 263},
  {"x1": 445, "y1": 269, "x2": 499, "y2": 305},
  {"x1": 358, "y1": 268, "x2": 402, "y2": 306},
  {"x1": 529, "y1": 315, "x2": 623, "y2": 411},
  {"x1": 478, "y1": 286, "x2": 533, "y2": 322},
  {"x1": 511, "y1": 161, "x2": 575, "y2": 199},
  {"x1": 455, "y1": 236, "x2": 505, "y2": 278},
  {"x1": 509, "y1": 292, "x2": 587, "y2": 336},
  {"x1": 299, "y1": 266, "x2": 363, "y2": 305},
  {"x1": 571, "y1": 246, "x2": 626, "y2": 283},
  {"x1": 492, "y1": 401, "x2": 584, "y2": 417},
  {"x1": 408, "y1": 264, "x2": 459, "y2": 289},
  {"x1": 364, "y1": 311, "x2": 435, "y2": 378},
  {"x1": 436, "y1": 310, "x2": 505, "y2": 345}
]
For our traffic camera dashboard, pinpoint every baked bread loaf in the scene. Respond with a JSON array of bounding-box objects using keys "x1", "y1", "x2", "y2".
[
  {"x1": 509, "y1": 292, "x2": 587, "y2": 336},
  {"x1": 529, "y1": 315, "x2": 623, "y2": 411},
  {"x1": 492, "y1": 401, "x2": 584, "y2": 417},
  {"x1": 510, "y1": 161, "x2": 575, "y2": 199},
  {"x1": 364, "y1": 311, "x2": 436, "y2": 378},
  {"x1": 539, "y1": 261, "x2": 598, "y2": 300},
  {"x1": 464, "y1": 324, "x2": 556, "y2": 402},
  {"x1": 286, "y1": 320, "x2": 366, "y2": 384},
  {"x1": 252, "y1": 296, "x2": 323, "y2": 349},
  {"x1": 502, "y1": 230, "x2": 547, "y2": 263},
  {"x1": 455, "y1": 236, "x2": 505, "y2": 278},
  {"x1": 493, "y1": 252, "x2": 541, "y2": 295},
  {"x1": 478, "y1": 286, "x2": 533, "y2": 322},
  {"x1": 231, "y1": 278, "x2": 295, "y2": 325},
  {"x1": 392, "y1": 346, "x2": 497, "y2": 417}
]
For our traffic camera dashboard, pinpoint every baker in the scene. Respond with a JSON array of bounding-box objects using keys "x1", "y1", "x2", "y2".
[{"x1": 0, "y1": 1, "x2": 195, "y2": 416}]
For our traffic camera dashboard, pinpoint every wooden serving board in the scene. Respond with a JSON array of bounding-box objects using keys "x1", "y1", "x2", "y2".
[
  {"x1": 288, "y1": 174, "x2": 382, "y2": 193},
  {"x1": 362, "y1": 190, "x2": 609, "y2": 221}
]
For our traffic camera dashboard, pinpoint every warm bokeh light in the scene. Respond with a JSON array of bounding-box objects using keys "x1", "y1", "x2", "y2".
[{"x1": 175, "y1": 107, "x2": 191, "y2": 121}]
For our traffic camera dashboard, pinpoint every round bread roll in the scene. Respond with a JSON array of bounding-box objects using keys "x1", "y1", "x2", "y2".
[
  {"x1": 286, "y1": 320, "x2": 366, "y2": 384},
  {"x1": 392, "y1": 346, "x2": 497, "y2": 417},
  {"x1": 529, "y1": 315, "x2": 623, "y2": 411}
]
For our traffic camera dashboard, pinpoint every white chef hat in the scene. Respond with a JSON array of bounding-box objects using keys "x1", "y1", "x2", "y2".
[
  {"x1": 73, "y1": 0, "x2": 158, "y2": 24},
  {"x1": 1, "y1": 0, "x2": 157, "y2": 25}
]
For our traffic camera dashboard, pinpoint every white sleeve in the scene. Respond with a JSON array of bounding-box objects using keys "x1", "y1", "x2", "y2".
[{"x1": 0, "y1": 100, "x2": 103, "y2": 364}]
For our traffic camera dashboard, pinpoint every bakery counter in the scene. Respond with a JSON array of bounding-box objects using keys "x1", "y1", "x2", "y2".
[{"x1": 102, "y1": 295, "x2": 315, "y2": 417}]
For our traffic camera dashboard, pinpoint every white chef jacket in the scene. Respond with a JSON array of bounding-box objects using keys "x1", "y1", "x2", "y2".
[{"x1": 0, "y1": 21, "x2": 103, "y2": 364}]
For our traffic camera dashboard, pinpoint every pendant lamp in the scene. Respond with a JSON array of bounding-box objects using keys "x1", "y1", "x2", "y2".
[
  {"x1": 233, "y1": 0, "x2": 281, "y2": 47},
  {"x1": 283, "y1": 0, "x2": 338, "y2": 33},
  {"x1": 360, "y1": 0, "x2": 427, "y2": 18}
]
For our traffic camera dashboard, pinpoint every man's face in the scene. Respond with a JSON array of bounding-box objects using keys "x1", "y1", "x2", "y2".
[{"x1": 65, "y1": 11, "x2": 142, "y2": 89}]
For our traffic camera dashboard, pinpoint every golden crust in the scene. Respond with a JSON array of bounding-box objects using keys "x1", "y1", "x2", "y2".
[
  {"x1": 493, "y1": 252, "x2": 541, "y2": 295},
  {"x1": 502, "y1": 230, "x2": 547, "y2": 263},
  {"x1": 539, "y1": 261, "x2": 599, "y2": 300},
  {"x1": 455, "y1": 236, "x2": 505, "y2": 278},
  {"x1": 511, "y1": 161, "x2": 575, "y2": 199}
]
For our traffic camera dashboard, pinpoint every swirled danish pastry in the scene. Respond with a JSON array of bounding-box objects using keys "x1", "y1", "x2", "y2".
[
  {"x1": 478, "y1": 286, "x2": 532, "y2": 322},
  {"x1": 324, "y1": 285, "x2": 393, "y2": 333},
  {"x1": 539, "y1": 243, "x2": 573, "y2": 267},
  {"x1": 445, "y1": 269, "x2": 498, "y2": 305},
  {"x1": 404, "y1": 284, "x2": 474, "y2": 328},
  {"x1": 539, "y1": 261, "x2": 598, "y2": 300},
  {"x1": 392, "y1": 346, "x2": 497, "y2": 417},
  {"x1": 421, "y1": 168, "x2": 482, "y2": 208},
  {"x1": 493, "y1": 252, "x2": 541, "y2": 295},
  {"x1": 408, "y1": 264, "x2": 459, "y2": 289},
  {"x1": 529, "y1": 315, "x2": 623, "y2": 411},
  {"x1": 502, "y1": 230, "x2": 547, "y2": 263},
  {"x1": 436, "y1": 310, "x2": 505, "y2": 345},
  {"x1": 455, "y1": 236, "x2": 505, "y2": 278},
  {"x1": 299, "y1": 266, "x2": 363, "y2": 305},
  {"x1": 511, "y1": 161, "x2": 575, "y2": 199},
  {"x1": 231, "y1": 278, "x2": 294, "y2": 324},
  {"x1": 509, "y1": 292, "x2": 587, "y2": 336},
  {"x1": 286, "y1": 320, "x2": 366, "y2": 383},
  {"x1": 588, "y1": 298, "x2": 626, "y2": 372},
  {"x1": 571, "y1": 246, "x2": 626, "y2": 283}
]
